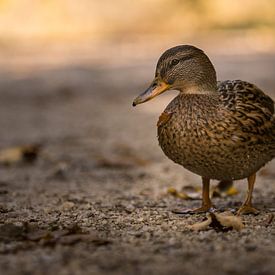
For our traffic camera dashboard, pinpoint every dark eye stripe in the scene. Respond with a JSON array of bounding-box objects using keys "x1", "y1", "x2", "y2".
[{"x1": 169, "y1": 54, "x2": 195, "y2": 68}]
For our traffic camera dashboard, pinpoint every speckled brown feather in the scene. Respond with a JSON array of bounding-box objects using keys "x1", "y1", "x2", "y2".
[{"x1": 158, "y1": 80, "x2": 275, "y2": 181}]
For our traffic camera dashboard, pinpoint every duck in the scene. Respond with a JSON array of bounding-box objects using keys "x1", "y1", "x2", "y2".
[{"x1": 133, "y1": 45, "x2": 275, "y2": 215}]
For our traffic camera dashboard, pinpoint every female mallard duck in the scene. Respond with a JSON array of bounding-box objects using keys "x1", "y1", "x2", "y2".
[{"x1": 133, "y1": 45, "x2": 275, "y2": 215}]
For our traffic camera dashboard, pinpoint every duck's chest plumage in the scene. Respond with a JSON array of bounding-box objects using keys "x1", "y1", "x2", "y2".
[{"x1": 157, "y1": 91, "x2": 275, "y2": 181}]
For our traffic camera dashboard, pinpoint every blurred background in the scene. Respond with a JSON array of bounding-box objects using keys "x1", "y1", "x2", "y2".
[{"x1": 1, "y1": 0, "x2": 275, "y2": 68}]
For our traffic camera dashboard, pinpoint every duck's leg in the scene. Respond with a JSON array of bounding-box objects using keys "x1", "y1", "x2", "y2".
[
  {"x1": 237, "y1": 173, "x2": 259, "y2": 215},
  {"x1": 173, "y1": 177, "x2": 213, "y2": 214},
  {"x1": 198, "y1": 177, "x2": 213, "y2": 212}
]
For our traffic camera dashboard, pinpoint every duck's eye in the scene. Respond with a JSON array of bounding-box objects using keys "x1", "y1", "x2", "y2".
[{"x1": 171, "y1": 59, "x2": 179, "y2": 66}]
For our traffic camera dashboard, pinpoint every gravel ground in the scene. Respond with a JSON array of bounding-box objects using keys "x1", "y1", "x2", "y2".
[{"x1": 0, "y1": 49, "x2": 274, "y2": 275}]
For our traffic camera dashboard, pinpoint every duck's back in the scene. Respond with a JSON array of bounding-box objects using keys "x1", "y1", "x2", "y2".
[
  {"x1": 218, "y1": 80, "x2": 274, "y2": 143},
  {"x1": 158, "y1": 80, "x2": 275, "y2": 180}
]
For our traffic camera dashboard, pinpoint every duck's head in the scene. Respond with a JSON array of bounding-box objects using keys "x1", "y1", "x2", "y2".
[{"x1": 133, "y1": 45, "x2": 217, "y2": 106}]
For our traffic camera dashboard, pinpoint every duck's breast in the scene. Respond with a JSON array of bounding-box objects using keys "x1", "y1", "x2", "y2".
[{"x1": 157, "y1": 94, "x2": 273, "y2": 180}]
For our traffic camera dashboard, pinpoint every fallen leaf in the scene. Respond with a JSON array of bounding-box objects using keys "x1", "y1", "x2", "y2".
[
  {"x1": 212, "y1": 180, "x2": 238, "y2": 198},
  {"x1": 167, "y1": 182, "x2": 238, "y2": 201},
  {"x1": 0, "y1": 144, "x2": 41, "y2": 165},
  {"x1": 187, "y1": 216, "x2": 212, "y2": 231},
  {"x1": 182, "y1": 185, "x2": 202, "y2": 199},
  {"x1": 167, "y1": 187, "x2": 190, "y2": 200},
  {"x1": 188, "y1": 212, "x2": 244, "y2": 232},
  {"x1": 212, "y1": 212, "x2": 244, "y2": 231},
  {"x1": 167, "y1": 186, "x2": 201, "y2": 200}
]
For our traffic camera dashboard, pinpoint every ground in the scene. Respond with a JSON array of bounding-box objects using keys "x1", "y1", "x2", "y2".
[{"x1": 0, "y1": 46, "x2": 274, "y2": 275}]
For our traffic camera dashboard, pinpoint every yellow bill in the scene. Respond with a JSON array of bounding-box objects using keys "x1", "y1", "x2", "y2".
[{"x1": 133, "y1": 78, "x2": 170, "y2": 106}]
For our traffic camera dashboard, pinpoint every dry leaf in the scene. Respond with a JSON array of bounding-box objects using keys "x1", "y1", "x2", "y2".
[
  {"x1": 188, "y1": 212, "x2": 244, "y2": 232},
  {"x1": 187, "y1": 215, "x2": 212, "y2": 231},
  {"x1": 167, "y1": 186, "x2": 201, "y2": 200},
  {"x1": 0, "y1": 144, "x2": 41, "y2": 165},
  {"x1": 214, "y1": 212, "x2": 244, "y2": 231},
  {"x1": 168, "y1": 182, "x2": 238, "y2": 201},
  {"x1": 182, "y1": 185, "x2": 202, "y2": 199},
  {"x1": 167, "y1": 187, "x2": 190, "y2": 200},
  {"x1": 212, "y1": 186, "x2": 238, "y2": 198},
  {"x1": 212, "y1": 180, "x2": 238, "y2": 198}
]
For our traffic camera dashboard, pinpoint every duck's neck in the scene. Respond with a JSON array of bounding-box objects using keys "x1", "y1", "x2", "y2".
[
  {"x1": 176, "y1": 79, "x2": 217, "y2": 95},
  {"x1": 178, "y1": 64, "x2": 218, "y2": 94},
  {"x1": 179, "y1": 83, "x2": 218, "y2": 95}
]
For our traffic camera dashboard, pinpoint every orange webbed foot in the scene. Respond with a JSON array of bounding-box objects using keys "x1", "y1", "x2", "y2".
[{"x1": 236, "y1": 205, "x2": 259, "y2": 215}]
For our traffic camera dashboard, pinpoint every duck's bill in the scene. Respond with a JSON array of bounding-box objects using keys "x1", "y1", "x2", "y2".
[{"x1": 132, "y1": 80, "x2": 170, "y2": 106}]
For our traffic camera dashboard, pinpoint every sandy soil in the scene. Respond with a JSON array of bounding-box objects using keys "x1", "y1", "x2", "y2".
[{"x1": 0, "y1": 48, "x2": 274, "y2": 275}]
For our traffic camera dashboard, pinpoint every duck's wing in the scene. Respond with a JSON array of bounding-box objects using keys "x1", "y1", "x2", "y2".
[{"x1": 217, "y1": 80, "x2": 275, "y2": 145}]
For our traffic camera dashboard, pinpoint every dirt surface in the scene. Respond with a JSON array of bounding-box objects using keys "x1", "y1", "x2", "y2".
[{"x1": 0, "y1": 49, "x2": 274, "y2": 275}]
